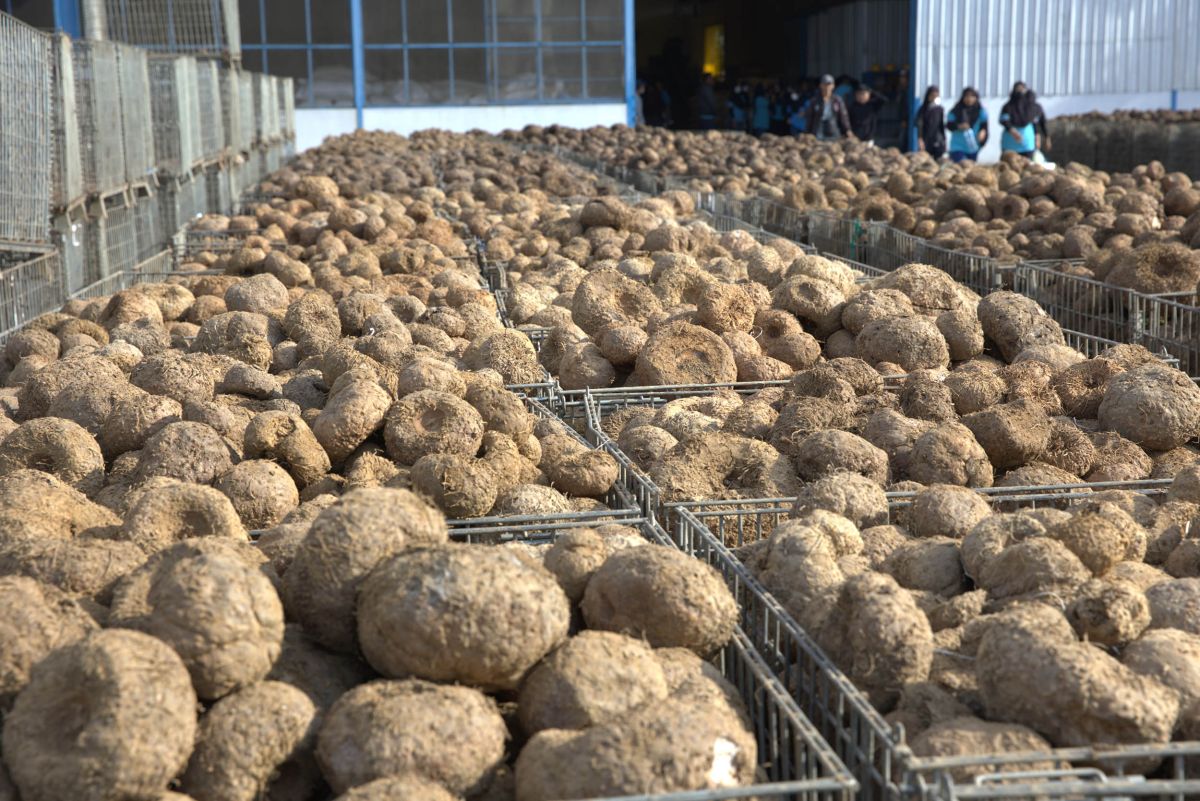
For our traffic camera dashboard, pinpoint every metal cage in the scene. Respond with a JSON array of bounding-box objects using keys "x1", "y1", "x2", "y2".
[
  {"x1": 115, "y1": 43, "x2": 155, "y2": 187},
  {"x1": 0, "y1": 14, "x2": 54, "y2": 248},
  {"x1": 219, "y1": 64, "x2": 244, "y2": 154},
  {"x1": 0, "y1": 250, "x2": 65, "y2": 343},
  {"x1": 88, "y1": 196, "x2": 140, "y2": 280},
  {"x1": 237, "y1": 71, "x2": 254, "y2": 152},
  {"x1": 194, "y1": 58, "x2": 224, "y2": 160},
  {"x1": 50, "y1": 33, "x2": 85, "y2": 212},
  {"x1": 133, "y1": 191, "x2": 163, "y2": 262},
  {"x1": 148, "y1": 54, "x2": 200, "y2": 176},
  {"x1": 279, "y1": 76, "x2": 295, "y2": 139},
  {"x1": 95, "y1": 0, "x2": 242, "y2": 63},
  {"x1": 204, "y1": 164, "x2": 231, "y2": 216},
  {"x1": 73, "y1": 39, "x2": 126, "y2": 195}
]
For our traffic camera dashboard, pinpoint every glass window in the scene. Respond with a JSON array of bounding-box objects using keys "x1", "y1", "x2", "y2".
[
  {"x1": 266, "y1": 0, "x2": 308, "y2": 44},
  {"x1": 238, "y1": 0, "x2": 263, "y2": 43},
  {"x1": 408, "y1": 0, "x2": 449, "y2": 43},
  {"x1": 364, "y1": 1, "x2": 405, "y2": 44},
  {"x1": 241, "y1": 49, "x2": 264, "y2": 73},
  {"x1": 311, "y1": 49, "x2": 355, "y2": 105},
  {"x1": 496, "y1": 46, "x2": 538, "y2": 100},
  {"x1": 586, "y1": 0, "x2": 623, "y2": 42},
  {"x1": 543, "y1": 47, "x2": 582, "y2": 99},
  {"x1": 586, "y1": 45, "x2": 622, "y2": 98},
  {"x1": 541, "y1": 0, "x2": 581, "y2": 41},
  {"x1": 409, "y1": 48, "x2": 450, "y2": 103},
  {"x1": 365, "y1": 49, "x2": 406, "y2": 104},
  {"x1": 452, "y1": 0, "x2": 488, "y2": 44},
  {"x1": 453, "y1": 47, "x2": 490, "y2": 103},
  {"x1": 309, "y1": 0, "x2": 352, "y2": 44}
]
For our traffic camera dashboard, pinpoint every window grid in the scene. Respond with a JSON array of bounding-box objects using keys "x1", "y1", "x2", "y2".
[{"x1": 240, "y1": 0, "x2": 624, "y2": 108}]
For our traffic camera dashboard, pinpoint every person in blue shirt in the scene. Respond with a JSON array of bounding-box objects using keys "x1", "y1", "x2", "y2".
[
  {"x1": 946, "y1": 87, "x2": 989, "y2": 162},
  {"x1": 1000, "y1": 82, "x2": 1049, "y2": 158},
  {"x1": 752, "y1": 85, "x2": 770, "y2": 136}
]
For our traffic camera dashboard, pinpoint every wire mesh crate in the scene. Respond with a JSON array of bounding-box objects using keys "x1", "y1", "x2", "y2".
[
  {"x1": 219, "y1": 65, "x2": 244, "y2": 154},
  {"x1": 52, "y1": 212, "x2": 89, "y2": 294},
  {"x1": 279, "y1": 76, "x2": 294, "y2": 139},
  {"x1": 204, "y1": 164, "x2": 231, "y2": 216},
  {"x1": 88, "y1": 196, "x2": 140, "y2": 280},
  {"x1": 0, "y1": 14, "x2": 53, "y2": 248},
  {"x1": 148, "y1": 54, "x2": 200, "y2": 176},
  {"x1": 669, "y1": 485, "x2": 1200, "y2": 801},
  {"x1": 194, "y1": 59, "x2": 224, "y2": 160},
  {"x1": 133, "y1": 192, "x2": 163, "y2": 262},
  {"x1": 74, "y1": 39, "x2": 126, "y2": 195},
  {"x1": 0, "y1": 250, "x2": 66, "y2": 343},
  {"x1": 50, "y1": 33, "x2": 84, "y2": 212},
  {"x1": 238, "y1": 71, "x2": 254, "y2": 151},
  {"x1": 115, "y1": 43, "x2": 155, "y2": 187},
  {"x1": 96, "y1": 0, "x2": 242, "y2": 62}
]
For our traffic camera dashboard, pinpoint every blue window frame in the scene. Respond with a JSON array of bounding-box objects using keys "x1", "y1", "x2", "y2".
[{"x1": 240, "y1": 0, "x2": 628, "y2": 110}]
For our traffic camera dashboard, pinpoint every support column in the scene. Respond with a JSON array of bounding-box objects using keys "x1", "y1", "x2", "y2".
[
  {"x1": 53, "y1": 0, "x2": 83, "y2": 37},
  {"x1": 81, "y1": 0, "x2": 105, "y2": 39},
  {"x1": 350, "y1": 0, "x2": 365, "y2": 129},
  {"x1": 623, "y1": 0, "x2": 635, "y2": 126}
]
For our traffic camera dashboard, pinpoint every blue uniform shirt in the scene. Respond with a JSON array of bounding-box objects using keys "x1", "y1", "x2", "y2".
[
  {"x1": 999, "y1": 111, "x2": 1036, "y2": 152},
  {"x1": 947, "y1": 106, "x2": 988, "y2": 154}
]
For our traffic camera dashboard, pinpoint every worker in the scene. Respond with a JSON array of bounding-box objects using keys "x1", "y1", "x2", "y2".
[
  {"x1": 946, "y1": 87, "x2": 989, "y2": 161},
  {"x1": 848, "y1": 85, "x2": 887, "y2": 144},
  {"x1": 914, "y1": 85, "x2": 946, "y2": 160},
  {"x1": 1000, "y1": 81, "x2": 1049, "y2": 158},
  {"x1": 695, "y1": 72, "x2": 718, "y2": 130},
  {"x1": 804, "y1": 74, "x2": 851, "y2": 140}
]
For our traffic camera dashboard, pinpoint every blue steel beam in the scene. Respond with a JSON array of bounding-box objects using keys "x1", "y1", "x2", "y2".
[
  {"x1": 350, "y1": 0, "x2": 365, "y2": 128},
  {"x1": 623, "y1": 0, "x2": 635, "y2": 125},
  {"x1": 53, "y1": 0, "x2": 82, "y2": 36}
]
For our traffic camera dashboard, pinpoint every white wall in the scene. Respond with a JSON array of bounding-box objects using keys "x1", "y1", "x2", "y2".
[
  {"x1": 969, "y1": 91, "x2": 1199, "y2": 164},
  {"x1": 294, "y1": 103, "x2": 626, "y2": 154},
  {"x1": 294, "y1": 109, "x2": 359, "y2": 153}
]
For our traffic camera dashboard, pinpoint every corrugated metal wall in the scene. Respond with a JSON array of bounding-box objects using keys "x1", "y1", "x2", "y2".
[
  {"x1": 805, "y1": 0, "x2": 910, "y2": 79},
  {"x1": 915, "y1": 0, "x2": 1200, "y2": 98}
]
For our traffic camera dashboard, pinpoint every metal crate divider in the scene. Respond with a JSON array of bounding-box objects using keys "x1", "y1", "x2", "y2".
[
  {"x1": 148, "y1": 55, "x2": 200, "y2": 177},
  {"x1": 0, "y1": 14, "x2": 53, "y2": 248},
  {"x1": 114, "y1": 44, "x2": 155, "y2": 187},
  {"x1": 194, "y1": 60, "x2": 224, "y2": 161},
  {"x1": 0, "y1": 251, "x2": 66, "y2": 342},
  {"x1": 50, "y1": 33, "x2": 84, "y2": 212}
]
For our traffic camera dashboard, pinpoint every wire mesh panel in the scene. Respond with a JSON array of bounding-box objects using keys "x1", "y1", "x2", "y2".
[
  {"x1": 134, "y1": 194, "x2": 162, "y2": 261},
  {"x1": 74, "y1": 39, "x2": 126, "y2": 195},
  {"x1": 148, "y1": 55, "x2": 200, "y2": 176},
  {"x1": 0, "y1": 251, "x2": 66, "y2": 342},
  {"x1": 90, "y1": 199, "x2": 140, "y2": 278},
  {"x1": 116, "y1": 43, "x2": 155, "y2": 186},
  {"x1": 279, "y1": 76, "x2": 294, "y2": 139},
  {"x1": 97, "y1": 0, "x2": 242, "y2": 62},
  {"x1": 204, "y1": 165, "x2": 230, "y2": 215},
  {"x1": 252, "y1": 72, "x2": 271, "y2": 145},
  {"x1": 0, "y1": 13, "x2": 53, "y2": 248},
  {"x1": 50, "y1": 33, "x2": 84, "y2": 211},
  {"x1": 194, "y1": 59, "x2": 224, "y2": 160},
  {"x1": 238, "y1": 71, "x2": 254, "y2": 151},
  {"x1": 54, "y1": 214, "x2": 89, "y2": 296},
  {"x1": 219, "y1": 65, "x2": 243, "y2": 154}
]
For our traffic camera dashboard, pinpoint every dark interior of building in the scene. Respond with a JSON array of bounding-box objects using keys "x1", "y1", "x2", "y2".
[{"x1": 636, "y1": 0, "x2": 912, "y2": 142}]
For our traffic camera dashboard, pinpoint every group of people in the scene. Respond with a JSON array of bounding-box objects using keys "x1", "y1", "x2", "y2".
[
  {"x1": 654, "y1": 71, "x2": 1053, "y2": 164},
  {"x1": 912, "y1": 82, "x2": 1050, "y2": 162}
]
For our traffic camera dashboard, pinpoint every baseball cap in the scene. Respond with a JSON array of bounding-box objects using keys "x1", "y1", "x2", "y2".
[{"x1": 820, "y1": 74, "x2": 835, "y2": 85}]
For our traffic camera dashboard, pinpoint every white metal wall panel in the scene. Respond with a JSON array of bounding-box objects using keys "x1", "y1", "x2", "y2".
[
  {"x1": 916, "y1": 0, "x2": 1197, "y2": 99},
  {"x1": 805, "y1": 0, "x2": 910, "y2": 80}
]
